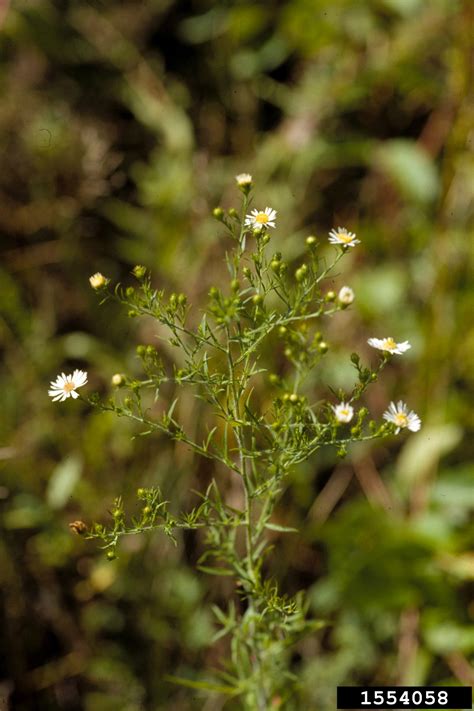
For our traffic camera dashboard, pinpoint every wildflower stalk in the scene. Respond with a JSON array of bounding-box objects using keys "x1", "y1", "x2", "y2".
[{"x1": 65, "y1": 176, "x2": 420, "y2": 707}]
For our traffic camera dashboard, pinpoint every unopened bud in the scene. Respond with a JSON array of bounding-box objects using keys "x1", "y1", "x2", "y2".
[
  {"x1": 132, "y1": 265, "x2": 147, "y2": 279},
  {"x1": 89, "y1": 272, "x2": 108, "y2": 290}
]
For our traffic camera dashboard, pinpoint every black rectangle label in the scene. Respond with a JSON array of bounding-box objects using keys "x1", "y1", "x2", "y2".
[{"x1": 337, "y1": 686, "x2": 472, "y2": 709}]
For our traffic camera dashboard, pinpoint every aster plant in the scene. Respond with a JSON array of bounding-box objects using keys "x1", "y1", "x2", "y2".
[{"x1": 50, "y1": 175, "x2": 420, "y2": 709}]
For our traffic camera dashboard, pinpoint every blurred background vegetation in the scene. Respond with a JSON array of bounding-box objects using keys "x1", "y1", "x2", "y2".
[{"x1": 0, "y1": 0, "x2": 473, "y2": 709}]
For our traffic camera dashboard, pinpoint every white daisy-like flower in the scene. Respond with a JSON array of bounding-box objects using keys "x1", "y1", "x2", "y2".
[
  {"x1": 48, "y1": 370, "x2": 88, "y2": 402},
  {"x1": 244, "y1": 207, "x2": 277, "y2": 231},
  {"x1": 328, "y1": 227, "x2": 360, "y2": 247},
  {"x1": 89, "y1": 272, "x2": 108, "y2": 289},
  {"x1": 383, "y1": 400, "x2": 421, "y2": 434},
  {"x1": 235, "y1": 173, "x2": 252, "y2": 187},
  {"x1": 338, "y1": 286, "x2": 355, "y2": 305},
  {"x1": 332, "y1": 402, "x2": 354, "y2": 423},
  {"x1": 367, "y1": 337, "x2": 411, "y2": 355}
]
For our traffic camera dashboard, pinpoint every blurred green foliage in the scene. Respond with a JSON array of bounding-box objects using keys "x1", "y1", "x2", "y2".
[{"x1": 0, "y1": 0, "x2": 472, "y2": 709}]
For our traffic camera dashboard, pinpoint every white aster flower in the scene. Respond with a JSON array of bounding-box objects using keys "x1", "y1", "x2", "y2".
[
  {"x1": 89, "y1": 272, "x2": 108, "y2": 289},
  {"x1": 367, "y1": 337, "x2": 411, "y2": 355},
  {"x1": 235, "y1": 173, "x2": 252, "y2": 187},
  {"x1": 244, "y1": 207, "x2": 277, "y2": 231},
  {"x1": 332, "y1": 401, "x2": 354, "y2": 423},
  {"x1": 338, "y1": 286, "x2": 355, "y2": 305},
  {"x1": 383, "y1": 400, "x2": 421, "y2": 434},
  {"x1": 328, "y1": 227, "x2": 360, "y2": 247},
  {"x1": 48, "y1": 370, "x2": 88, "y2": 402}
]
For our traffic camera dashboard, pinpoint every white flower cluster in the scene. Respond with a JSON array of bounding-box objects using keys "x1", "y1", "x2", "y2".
[{"x1": 49, "y1": 186, "x2": 421, "y2": 438}]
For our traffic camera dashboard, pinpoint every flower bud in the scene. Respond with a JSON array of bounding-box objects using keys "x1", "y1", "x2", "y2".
[
  {"x1": 325, "y1": 290, "x2": 336, "y2": 302},
  {"x1": 252, "y1": 294, "x2": 264, "y2": 305},
  {"x1": 132, "y1": 265, "x2": 147, "y2": 279},
  {"x1": 89, "y1": 272, "x2": 108, "y2": 290},
  {"x1": 318, "y1": 341, "x2": 329, "y2": 354},
  {"x1": 228, "y1": 208, "x2": 238, "y2": 218},
  {"x1": 306, "y1": 235, "x2": 317, "y2": 247},
  {"x1": 235, "y1": 173, "x2": 252, "y2": 193},
  {"x1": 69, "y1": 520, "x2": 87, "y2": 535},
  {"x1": 111, "y1": 373, "x2": 125, "y2": 387},
  {"x1": 338, "y1": 286, "x2": 355, "y2": 306},
  {"x1": 125, "y1": 286, "x2": 135, "y2": 298},
  {"x1": 213, "y1": 207, "x2": 224, "y2": 220}
]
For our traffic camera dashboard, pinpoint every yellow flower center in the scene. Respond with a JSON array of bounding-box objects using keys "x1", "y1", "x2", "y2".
[
  {"x1": 383, "y1": 337, "x2": 397, "y2": 350},
  {"x1": 339, "y1": 232, "x2": 353, "y2": 243},
  {"x1": 394, "y1": 413, "x2": 408, "y2": 428},
  {"x1": 63, "y1": 381, "x2": 76, "y2": 393},
  {"x1": 255, "y1": 212, "x2": 269, "y2": 224},
  {"x1": 340, "y1": 409, "x2": 350, "y2": 418}
]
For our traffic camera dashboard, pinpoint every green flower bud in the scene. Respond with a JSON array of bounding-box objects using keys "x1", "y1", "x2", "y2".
[
  {"x1": 136, "y1": 345, "x2": 147, "y2": 356},
  {"x1": 278, "y1": 326, "x2": 288, "y2": 337},
  {"x1": 270, "y1": 260, "x2": 280, "y2": 272},
  {"x1": 228, "y1": 208, "x2": 238, "y2": 218},
  {"x1": 125, "y1": 286, "x2": 135, "y2": 298},
  {"x1": 230, "y1": 279, "x2": 240, "y2": 292},
  {"x1": 306, "y1": 235, "x2": 317, "y2": 247},
  {"x1": 289, "y1": 393, "x2": 298, "y2": 404},
  {"x1": 243, "y1": 267, "x2": 252, "y2": 278},
  {"x1": 213, "y1": 207, "x2": 224, "y2": 220},
  {"x1": 132, "y1": 265, "x2": 147, "y2": 279},
  {"x1": 325, "y1": 290, "x2": 336, "y2": 302},
  {"x1": 106, "y1": 550, "x2": 117, "y2": 561},
  {"x1": 252, "y1": 294, "x2": 264, "y2": 305},
  {"x1": 318, "y1": 341, "x2": 329, "y2": 354}
]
